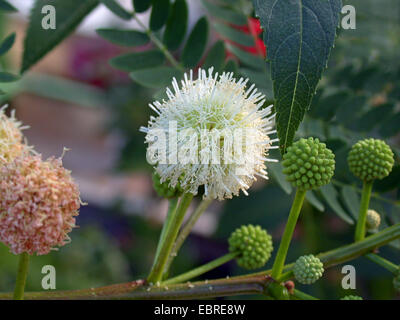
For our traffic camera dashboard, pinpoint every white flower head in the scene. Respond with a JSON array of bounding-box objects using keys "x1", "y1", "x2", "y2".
[{"x1": 141, "y1": 68, "x2": 278, "y2": 200}]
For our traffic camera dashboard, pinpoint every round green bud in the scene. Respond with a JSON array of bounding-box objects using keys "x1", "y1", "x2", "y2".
[
  {"x1": 282, "y1": 137, "x2": 335, "y2": 191},
  {"x1": 348, "y1": 138, "x2": 394, "y2": 182},
  {"x1": 393, "y1": 269, "x2": 400, "y2": 293},
  {"x1": 228, "y1": 224, "x2": 273, "y2": 270},
  {"x1": 293, "y1": 254, "x2": 324, "y2": 285},
  {"x1": 340, "y1": 295, "x2": 363, "y2": 300},
  {"x1": 152, "y1": 172, "x2": 183, "y2": 198},
  {"x1": 366, "y1": 209, "x2": 381, "y2": 230}
]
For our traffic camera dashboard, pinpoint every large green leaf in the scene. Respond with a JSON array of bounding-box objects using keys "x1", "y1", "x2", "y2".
[
  {"x1": 99, "y1": 0, "x2": 132, "y2": 20},
  {"x1": 0, "y1": 0, "x2": 17, "y2": 12},
  {"x1": 181, "y1": 17, "x2": 208, "y2": 68},
  {"x1": 203, "y1": 40, "x2": 225, "y2": 72},
  {"x1": 22, "y1": 0, "x2": 99, "y2": 73},
  {"x1": 163, "y1": 0, "x2": 188, "y2": 50},
  {"x1": 253, "y1": 0, "x2": 342, "y2": 154},
  {"x1": 0, "y1": 33, "x2": 15, "y2": 56},
  {"x1": 150, "y1": 0, "x2": 170, "y2": 31},
  {"x1": 96, "y1": 29, "x2": 149, "y2": 46},
  {"x1": 110, "y1": 50, "x2": 165, "y2": 72},
  {"x1": 130, "y1": 66, "x2": 183, "y2": 89}
]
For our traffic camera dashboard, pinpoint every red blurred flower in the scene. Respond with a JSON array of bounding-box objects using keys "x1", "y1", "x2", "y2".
[{"x1": 226, "y1": 17, "x2": 266, "y2": 59}]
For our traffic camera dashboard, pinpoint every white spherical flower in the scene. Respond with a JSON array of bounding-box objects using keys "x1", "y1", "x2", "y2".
[{"x1": 141, "y1": 68, "x2": 278, "y2": 200}]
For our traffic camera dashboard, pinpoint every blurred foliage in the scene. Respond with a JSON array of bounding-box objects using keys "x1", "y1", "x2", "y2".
[{"x1": 0, "y1": 225, "x2": 131, "y2": 291}]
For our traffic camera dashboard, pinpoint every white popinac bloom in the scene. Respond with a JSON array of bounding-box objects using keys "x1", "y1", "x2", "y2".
[{"x1": 141, "y1": 68, "x2": 278, "y2": 200}]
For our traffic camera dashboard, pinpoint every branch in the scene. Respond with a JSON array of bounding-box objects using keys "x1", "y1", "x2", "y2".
[
  {"x1": 1, "y1": 223, "x2": 399, "y2": 300},
  {"x1": 0, "y1": 280, "x2": 146, "y2": 300},
  {"x1": 123, "y1": 275, "x2": 272, "y2": 299}
]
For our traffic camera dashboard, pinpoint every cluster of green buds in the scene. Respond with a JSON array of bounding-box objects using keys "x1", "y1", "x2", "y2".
[
  {"x1": 228, "y1": 225, "x2": 273, "y2": 270},
  {"x1": 282, "y1": 138, "x2": 335, "y2": 190},
  {"x1": 293, "y1": 254, "x2": 324, "y2": 284},
  {"x1": 348, "y1": 138, "x2": 394, "y2": 182}
]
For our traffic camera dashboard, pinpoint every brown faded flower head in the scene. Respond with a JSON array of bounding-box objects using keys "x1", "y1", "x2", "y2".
[{"x1": 0, "y1": 155, "x2": 81, "y2": 255}]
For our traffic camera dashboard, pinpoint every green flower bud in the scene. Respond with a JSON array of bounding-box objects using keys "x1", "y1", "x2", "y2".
[
  {"x1": 341, "y1": 295, "x2": 363, "y2": 300},
  {"x1": 282, "y1": 137, "x2": 335, "y2": 191},
  {"x1": 152, "y1": 172, "x2": 183, "y2": 198},
  {"x1": 394, "y1": 269, "x2": 400, "y2": 293},
  {"x1": 348, "y1": 138, "x2": 394, "y2": 182},
  {"x1": 366, "y1": 209, "x2": 381, "y2": 230},
  {"x1": 228, "y1": 224, "x2": 273, "y2": 270},
  {"x1": 293, "y1": 254, "x2": 324, "y2": 284}
]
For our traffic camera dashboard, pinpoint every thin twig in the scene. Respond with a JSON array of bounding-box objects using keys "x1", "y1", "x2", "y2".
[{"x1": 132, "y1": 12, "x2": 184, "y2": 71}]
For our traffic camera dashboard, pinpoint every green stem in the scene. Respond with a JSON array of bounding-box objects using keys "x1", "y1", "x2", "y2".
[
  {"x1": 271, "y1": 189, "x2": 306, "y2": 279},
  {"x1": 365, "y1": 253, "x2": 398, "y2": 274},
  {"x1": 354, "y1": 181, "x2": 373, "y2": 242},
  {"x1": 153, "y1": 198, "x2": 179, "y2": 263},
  {"x1": 13, "y1": 253, "x2": 30, "y2": 300},
  {"x1": 164, "y1": 252, "x2": 239, "y2": 285},
  {"x1": 163, "y1": 198, "x2": 213, "y2": 277},
  {"x1": 147, "y1": 193, "x2": 194, "y2": 284},
  {"x1": 292, "y1": 289, "x2": 319, "y2": 300},
  {"x1": 132, "y1": 13, "x2": 184, "y2": 71},
  {"x1": 277, "y1": 271, "x2": 293, "y2": 282}
]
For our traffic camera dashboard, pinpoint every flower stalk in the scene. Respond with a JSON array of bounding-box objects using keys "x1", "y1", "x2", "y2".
[
  {"x1": 147, "y1": 193, "x2": 194, "y2": 284},
  {"x1": 163, "y1": 252, "x2": 239, "y2": 285},
  {"x1": 271, "y1": 189, "x2": 306, "y2": 279},
  {"x1": 153, "y1": 198, "x2": 179, "y2": 264},
  {"x1": 13, "y1": 252, "x2": 30, "y2": 300},
  {"x1": 163, "y1": 198, "x2": 213, "y2": 277},
  {"x1": 354, "y1": 181, "x2": 373, "y2": 242}
]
